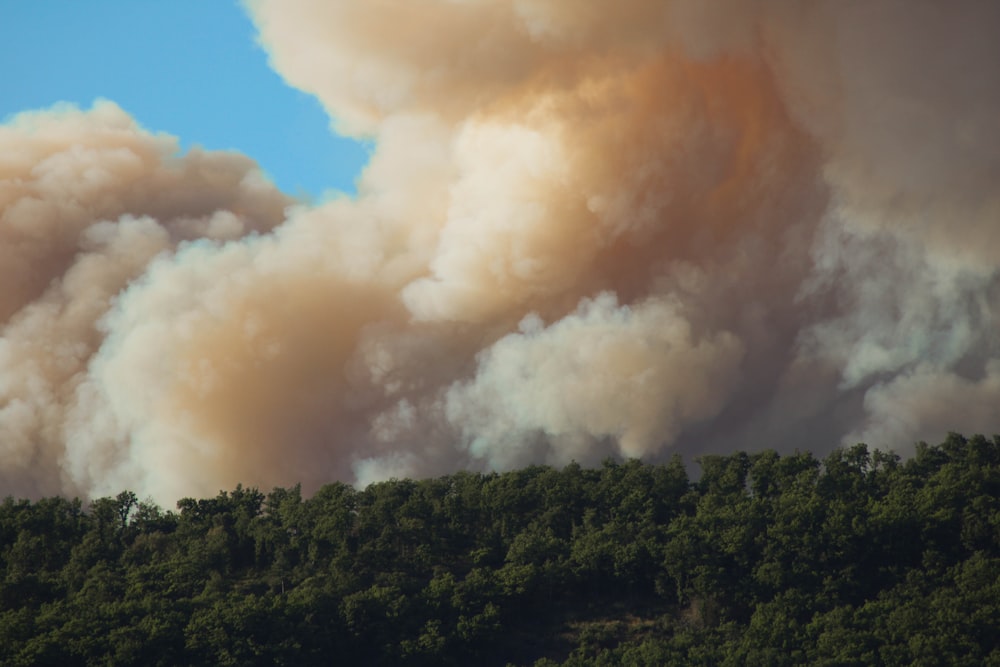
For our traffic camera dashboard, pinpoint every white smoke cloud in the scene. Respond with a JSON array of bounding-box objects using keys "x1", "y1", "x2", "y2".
[
  {"x1": 0, "y1": 2, "x2": 996, "y2": 502},
  {"x1": 445, "y1": 293, "x2": 744, "y2": 469}
]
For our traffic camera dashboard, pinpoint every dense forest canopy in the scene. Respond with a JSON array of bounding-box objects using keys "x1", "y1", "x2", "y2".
[{"x1": 2, "y1": 433, "x2": 1000, "y2": 665}]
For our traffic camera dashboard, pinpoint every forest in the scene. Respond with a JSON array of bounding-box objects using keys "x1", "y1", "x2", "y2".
[{"x1": 2, "y1": 432, "x2": 999, "y2": 666}]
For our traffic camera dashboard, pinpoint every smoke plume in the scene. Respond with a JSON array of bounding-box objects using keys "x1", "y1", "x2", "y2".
[{"x1": 2, "y1": 1, "x2": 997, "y2": 502}]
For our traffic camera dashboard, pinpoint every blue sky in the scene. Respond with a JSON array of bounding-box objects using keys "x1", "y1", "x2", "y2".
[{"x1": 0, "y1": 0, "x2": 370, "y2": 198}]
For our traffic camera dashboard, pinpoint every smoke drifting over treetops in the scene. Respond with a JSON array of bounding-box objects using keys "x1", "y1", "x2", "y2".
[{"x1": 1, "y1": 1, "x2": 997, "y2": 502}]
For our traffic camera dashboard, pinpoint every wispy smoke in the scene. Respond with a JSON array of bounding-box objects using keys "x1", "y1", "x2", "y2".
[{"x1": 2, "y1": 1, "x2": 997, "y2": 502}]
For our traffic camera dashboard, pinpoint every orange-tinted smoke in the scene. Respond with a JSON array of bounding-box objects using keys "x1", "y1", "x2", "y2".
[{"x1": 1, "y1": 1, "x2": 997, "y2": 503}]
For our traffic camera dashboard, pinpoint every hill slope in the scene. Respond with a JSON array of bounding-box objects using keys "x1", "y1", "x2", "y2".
[{"x1": 2, "y1": 433, "x2": 999, "y2": 665}]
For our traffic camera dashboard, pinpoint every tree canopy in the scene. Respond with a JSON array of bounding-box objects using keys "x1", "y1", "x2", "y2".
[{"x1": 2, "y1": 433, "x2": 999, "y2": 665}]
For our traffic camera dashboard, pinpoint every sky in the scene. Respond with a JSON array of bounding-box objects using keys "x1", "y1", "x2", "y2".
[
  {"x1": 1, "y1": 1, "x2": 998, "y2": 504},
  {"x1": 0, "y1": 0, "x2": 369, "y2": 197}
]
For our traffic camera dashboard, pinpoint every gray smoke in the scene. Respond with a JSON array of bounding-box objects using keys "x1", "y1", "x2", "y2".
[{"x1": 1, "y1": 1, "x2": 997, "y2": 502}]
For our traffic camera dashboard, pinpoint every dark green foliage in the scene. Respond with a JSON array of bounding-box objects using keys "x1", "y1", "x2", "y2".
[{"x1": 1, "y1": 433, "x2": 999, "y2": 665}]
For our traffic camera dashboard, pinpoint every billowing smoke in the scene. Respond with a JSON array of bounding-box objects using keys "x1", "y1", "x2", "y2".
[{"x1": 2, "y1": 1, "x2": 997, "y2": 502}]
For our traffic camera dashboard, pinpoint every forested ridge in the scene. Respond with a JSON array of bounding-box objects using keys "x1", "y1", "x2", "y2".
[{"x1": 2, "y1": 433, "x2": 1000, "y2": 666}]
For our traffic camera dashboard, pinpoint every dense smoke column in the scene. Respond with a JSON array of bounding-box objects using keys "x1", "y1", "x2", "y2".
[{"x1": 1, "y1": 2, "x2": 997, "y2": 503}]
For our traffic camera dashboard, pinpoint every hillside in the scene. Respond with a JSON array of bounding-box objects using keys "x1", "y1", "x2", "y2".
[{"x1": 2, "y1": 433, "x2": 1000, "y2": 665}]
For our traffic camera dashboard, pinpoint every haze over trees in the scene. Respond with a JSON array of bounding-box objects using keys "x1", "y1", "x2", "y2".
[{"x1": 2, "y1": 433, "x2": 999, "y2": 665}]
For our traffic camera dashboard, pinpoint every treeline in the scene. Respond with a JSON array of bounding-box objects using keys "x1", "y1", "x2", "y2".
[{"x1": 2, "y1": 433, "x2": 1000, "y2": 665}]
